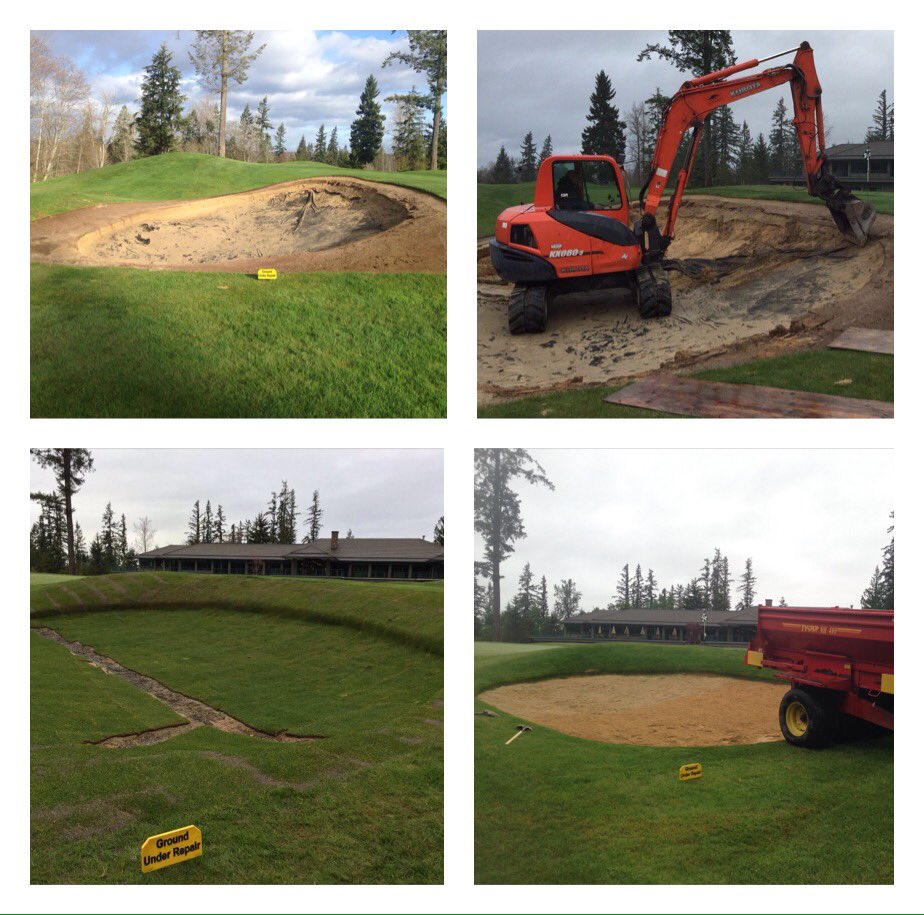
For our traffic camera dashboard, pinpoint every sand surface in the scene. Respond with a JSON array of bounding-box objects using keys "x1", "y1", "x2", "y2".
[
  {"x1": 31, "y1": 177, "x2": 446, "y2": 274},
  {"x1": 478, "y1": 196, "x2": 893, "y2": 403},
  {"x1": 480, "y1": 673, "x2": 790, "y2": 746}
]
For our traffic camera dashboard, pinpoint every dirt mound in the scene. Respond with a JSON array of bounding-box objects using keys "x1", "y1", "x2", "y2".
[
  {"x1": 480, "y1": 673, "x2": 790, "y2": 746},
  {"x1": 478, "y1": 195, "x2": 892, "y2": 403},
  {"x1": 31, "y1": 177, "x2": 446, "y2": 274}
]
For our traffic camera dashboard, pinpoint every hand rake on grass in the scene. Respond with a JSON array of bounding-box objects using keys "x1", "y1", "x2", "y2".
[{"x1": 505, "y1": 725, "x2": 532, "y2": 745}]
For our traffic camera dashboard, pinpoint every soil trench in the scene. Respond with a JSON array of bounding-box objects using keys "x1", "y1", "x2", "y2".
[
  {"x1": 35, "y1": 627, "x2": 325, "y2": 746},
  {"x1": 31, "y1": 177, "x2": 446, "y2": 274},
  {"x1": 480, "y1": 673, "x2": 789, "y2": 746},
  {"x1": 478, "y1": 196, "x2": 893, "y2": 403}
]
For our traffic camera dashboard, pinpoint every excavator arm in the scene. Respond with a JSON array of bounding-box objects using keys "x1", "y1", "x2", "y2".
[{"x1": 636, "y1": 42, "x2": 876, "y2": 258}]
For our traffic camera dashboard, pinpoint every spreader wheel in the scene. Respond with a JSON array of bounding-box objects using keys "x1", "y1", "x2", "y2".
[
  {"x1": 636, "y1": 268, "x2": 660, "y2": 319},
  {"x1": 779, "y1": 688, "x2": 836, "y2": 748},
  {"x1": 508, "y1": 284, "x2": 549, "y2": 334}
]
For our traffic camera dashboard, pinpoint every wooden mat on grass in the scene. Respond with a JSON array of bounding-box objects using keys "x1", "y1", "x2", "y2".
[
  {"x1": 604, "y1": 375, "x2": 893, "y2": 418},
  {"x1": 828, "y1": 327, "x2": 894, "y2": 355}
]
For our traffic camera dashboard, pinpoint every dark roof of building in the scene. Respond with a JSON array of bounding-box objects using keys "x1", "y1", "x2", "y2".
[
  {"x1": 139, "y1": 537, "x2": 443, "y2": 563},
  {"x1": 825, "y1": 140, "x2": 893, "y2": 159},
  {"x1": 564, "y1": 606, "x2": 759, "y2": 626}
]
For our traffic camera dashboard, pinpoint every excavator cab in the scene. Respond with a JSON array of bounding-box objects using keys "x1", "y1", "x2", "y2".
[{"x1": 552, "y1": 159, "x2": 624, "y2": 212}]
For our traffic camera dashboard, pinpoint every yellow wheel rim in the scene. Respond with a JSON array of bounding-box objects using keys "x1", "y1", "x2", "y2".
[{"x1": 785, "y1": 700, "x2": 809, "y2": 737}]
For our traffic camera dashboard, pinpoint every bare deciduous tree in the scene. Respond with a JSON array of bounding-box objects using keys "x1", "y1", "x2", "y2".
[{"x1": 133, "y1": 516, "x2": 157, "y2": 554}]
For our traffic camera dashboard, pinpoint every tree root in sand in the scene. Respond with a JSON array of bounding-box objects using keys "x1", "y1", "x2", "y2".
[
  {"x1": 30, "y1": 177, "x2": 446, "y2": 274},
  {"x1": 477, "y1": 195, "x2": 892, "y2": 403},
  {"x1": 480, "y1": 673, "x2": 790, "y2": 747},
  {"x1": 35, "y1": 627, "x2": 326, "y2": 747}
]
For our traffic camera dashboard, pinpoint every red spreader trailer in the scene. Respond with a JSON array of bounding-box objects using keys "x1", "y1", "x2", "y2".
[{"x1": 745, "y1": 605, "x2": 893, "y2": 747}]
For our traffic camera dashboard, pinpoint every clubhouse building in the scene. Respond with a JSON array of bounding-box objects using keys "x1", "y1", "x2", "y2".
[
  {"x1": 561, "y1": 606, "x2": 760, "y2": 645},
  {"x1": 138, "y1": 531, "x2": 444, "y2": 580}
]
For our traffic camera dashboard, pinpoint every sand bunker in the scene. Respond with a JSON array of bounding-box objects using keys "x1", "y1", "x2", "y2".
[
  {"x1": 480, "y1": 673, "x2": 790, "y2": 746},
  {"x1": 31, "y1": 177, "x2": 446, "y2": 274},
  {"x1": 478, "y1": 195, "x2": 892, "y2": 403}
]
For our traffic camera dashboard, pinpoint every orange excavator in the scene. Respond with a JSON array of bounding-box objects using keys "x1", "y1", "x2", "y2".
[{"x1": 490, "y1": 42, "x2": 877, "y2": 333}]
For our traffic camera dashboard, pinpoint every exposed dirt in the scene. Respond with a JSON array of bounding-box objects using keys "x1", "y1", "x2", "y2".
[
  {"x1": 31, "y1": 177, "x2": 446, "y2": 274},
  {"x1": 480, "y1": 673, "x2": 790, "y2": 747},
  {"x1": 35, "y1": 626, "x2": 325, "y2": 746},
  {"x1": 478, "y1": 196, "x2": 893, "y2": 404}
]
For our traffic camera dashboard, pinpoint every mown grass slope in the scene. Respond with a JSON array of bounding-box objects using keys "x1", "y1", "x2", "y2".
[
  {"x1": 479, "y1": 350, "x2": 893, "y2": 418},
  {"x1": 477, "y1": 180, "x2": 891, "y2": 236},
  {"x1": 31, "y1": 152, "x2": 446, "y2": 220},
  {"x1": 474, "y1": 641, "x2": 892, "y2": 884},
  {"x1": 31, "y1": 572, "x2": 442, "y2": 655},
  {"x1": 31, "y1": 574, "x2": 443, "y2": 884}
]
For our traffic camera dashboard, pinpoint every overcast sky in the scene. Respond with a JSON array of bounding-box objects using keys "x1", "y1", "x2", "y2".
[
  {"x1": 31, "y1": 449, "x2": 443, "y2": 548},
  {"x1": 34, "y1": 30, "x2": 446, "y2": 152},
  {"x1": 478, "y1": 30, "x2": 893, "y2": 166},
  {"x1": 475, "y1": 450, "x2": 892, "y2": 610}
]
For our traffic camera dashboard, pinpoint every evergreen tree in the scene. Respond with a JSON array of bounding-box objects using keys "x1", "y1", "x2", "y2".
[
  {"x1": 751, "y1": 132, "x2": 771, "y2": 182},
  {"x1": 736, "y1": 558, "x2": 756, "y2": 611},
  {"x1": 349, "y1": 75, "x2": 385, "y2": 167},
  {"x1": 769, "y1": 98, "x2": 792, "y2": 176},
  {"x1": 630, "y1": 564, "x2": 644, "y2": 608},
  {"x1": 382, "y1": 30, "x2": 447, "y2": 171},
  {"x1": 109, "y1": 105, "x2": 135, "y2": 162},
  {"x1": 492, "y1": 145, "x2": 515, "y2": 183},
  {"x1": 202, "y1": 500, "x2": 214, "y2": 543},
  {"x1": 135, "y1": 43, "x2": 185, "y2": 156},
  {"x1": 248, "y1": 512, "x2": 271, "y2": 544},
  {"x1": 256, "y1": 96, "x2": 272, "y2": 138},
  {"x1": 273, "y1": 122, "x2": 287, "y2": 158},
  {"x1": 30, "y1": 449, "x2": 94, "y2": 575},
  {"x1": 186, "y1": 500, "x2": 202, "y2": 545},
  {"x1": 433, "y1": 516, "x2": 445, "y2": 546},
  {"x1": 581, "y1": 70, "x2": 627, "y2": 162},
  {"x1": 539, "y1": 134, "x2": 553, "y2": 162},
  {"x1": 314, "y1": 124, "x2": 327, "y2": 161},
  {"x1": 326, "y1": 126, "x2": 339, "y2": 164},
  {"x1": 712, "y1": 105, "x2": 740, "y2": 181},
  {"x1": 737, "y1": 120, "x2": 753, "y2": 182},
  {"x1": 538, "y1": 575, "x2": 550, "y2": 631},
  {"x1": 518, "y1": 131, "x2": 538, "y2": 182},
  {"x1": 304, "y1": 490, "x2": 323, "y2": 543},
  {"x1": 645, "y1": 569, "x2": 657, "y2": 608},
  {"x1": 214, "y1": 504, "x2": 226, "y2": 543},
  {"x1": 643, "y1": 87, "x2": 671, "y2": 166},
  {"x1": 474, "y1": 449, "x2": 555, "y2": 640},
  {"x1": 861, "y1": 566, "x2": 884, "y2": 609},
  {"x1": 295, "y1": 135, "x2": 309, "y2": 160},
  {"x1": 390, "y1": 90, "x2": 428, "y2": 170},
  {"x1": 637, "y1": 31, "x2": 736, "y2": 186},
  {"x1": 866, "y1": 90, "x2": 894, "y2": 142},
  {"x1": 517, "y1": 562, "x2": 537, "y2": 626},
  {"x1": 615, "y1": 563, "x2": 631, "y2": 609}
]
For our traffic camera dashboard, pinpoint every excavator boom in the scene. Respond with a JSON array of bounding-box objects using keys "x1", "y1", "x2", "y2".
[{"x1": 638, "y1": 41, "x2": 876, "y2": 253}]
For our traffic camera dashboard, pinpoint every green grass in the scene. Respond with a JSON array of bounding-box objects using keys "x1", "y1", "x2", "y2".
[
  {"x1": 31, "y1": 574, "x2": 443, "y2": 884},
  {"x1": 477, "y1": 180, "x2": 891, "y2": 236},
  {"x1": 30, "y1": 572, "x2": 442, "y2": 655},
  {"x1": 31, "y1": 265, "x2": 445, "y2": 417},
  {"x1": 32, "y1": 152, "x2": 446, "y2": 220},
  {"x1": 31, "y1": 153, "x2": 446, "y2": 418},
  {"x1": 474, "y1": 641, "x2": 892, "y2": 884},
  {"x1": 31, "y1": 572, "x2": 84, "y2": 592},
  {"x1": 479, "y1": 350, "x2": 893, "y2": 418},
  {"x1": 473, "y1": 641, "x2": 570, "y2": 659}
]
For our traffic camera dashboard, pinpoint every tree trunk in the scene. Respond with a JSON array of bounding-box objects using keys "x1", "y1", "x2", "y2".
[
  {"x1": 219, "y1": 74, "x2": 228, "y2": 158},
  {"x1": 490, "y1": 450, "x2": 502, "y2": 640},
  {"x1": 61, "y1": 450, "x2": 76, "y2": 575},
  {"x1": 430, "y1": 77, "x2": 443, "y2": 171}
]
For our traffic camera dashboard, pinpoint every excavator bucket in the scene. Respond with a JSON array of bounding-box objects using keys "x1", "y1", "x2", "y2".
[{"x1": 823, "y1": 191, "x2": 877, "y2": 247}]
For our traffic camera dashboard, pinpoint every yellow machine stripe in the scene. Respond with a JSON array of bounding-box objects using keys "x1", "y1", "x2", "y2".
[
  {"x1": 880, "y1": 673, "x2": 894, "y2": 694},
  {"x1": 745, "y1": 650, "x2": 763, "y2": 667}
]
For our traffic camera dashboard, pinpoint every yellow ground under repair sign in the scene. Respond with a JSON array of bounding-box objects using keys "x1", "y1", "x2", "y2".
[
  {"x1": 257, "y1": 268, "x2": 278, "y2": 281},
  {"x1": 679, "y1": 763, "x2": 703, "y2": 781},
  {"x1": 141, "y1": 825, "x2": 202, "y2": 873}
]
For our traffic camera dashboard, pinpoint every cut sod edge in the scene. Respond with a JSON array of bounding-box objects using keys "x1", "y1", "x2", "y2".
[{"x1": 34, "y1": 626, "x2": 327, "y2": 746}]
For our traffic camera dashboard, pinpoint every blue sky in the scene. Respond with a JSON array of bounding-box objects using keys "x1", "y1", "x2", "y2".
[{"x1": 34, "y1": 30, "x2": 447, "y2": 151}]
